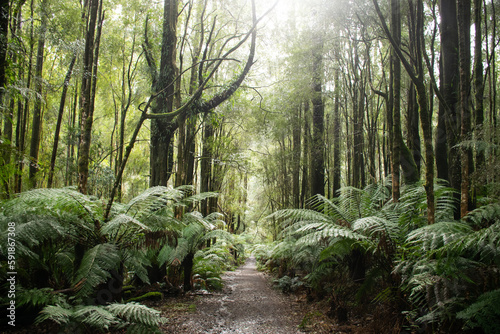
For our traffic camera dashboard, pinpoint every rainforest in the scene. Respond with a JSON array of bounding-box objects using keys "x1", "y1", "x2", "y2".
[{"x1": 1, "y1": 0, "x2": 500, "y2": 333}]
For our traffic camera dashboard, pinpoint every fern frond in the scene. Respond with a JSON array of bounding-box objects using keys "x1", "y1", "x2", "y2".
[
  {"x1": 295, "y1": 225, "x2": 365, "y2": 247},
  {"x1": 74, "y1": 243, "x2": 121, "y2": 298},
  {"x1": 17, "y1": 288, "x2": 66, "y2": 308},
  {"x1": 268, "y1": 209, "x2": 331, "y2": 229},
  {"x1": 446, "y1": 222, "x2": 500, "y2": 262},
  {"x1": 457, "y1": 288, "x2": 500, "y2": 333},
  {"x1": 406, "y1": 221, "x2": 472, "y2": 251},
  {"x1": 125, "y1": 186, "x2": 183, "y2": 218},
  {"x1": 36, "y1": 304, "x2": 73, "y2": 325},
  {"x1": 3, "y1": 188, "x2": 102, "y2": 222},
  {"x1": 306, "y1": 195, "x2": 349, "y2": 222},
  {"x1": 352, "y1": 216, "x2": 400, "y2": 241},
  {"x1": 124, "y1": 250, "x2": 151, "y2": 284},
  {"x1": 180, "y1": 192, "x2": 219, "y2": 206},
  {"x1": 102, "y1": 214, "x2": 151, "y2": 240},
  {"x1": 74, "y1": 305, "x2": 117, "y2": 329},
  {"x1": 462, "y1": 203, "x2": 500, "y2": 227},
  {"x1": 106, "y1": 302, "x2": 163, "y2": 327}
]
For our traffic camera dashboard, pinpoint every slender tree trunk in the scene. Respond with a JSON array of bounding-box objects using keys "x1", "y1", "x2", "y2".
[
  {"x1": 332, "y1": 69, "x2": 341, "y2": 195},
  {"x1": 200, "y1": 115, "x2": 213, "y2": 216},
  {"x1": 311, "y1": 33, "x2": 325, "y2": 197},
  {"x1": 457, "y1": 0, "x2": 472, "y2": 217},
  {"x1": 28, "y1": 0, "x2": 48, "y2": 187},
  {"x1": 48, "y1": 55, "x2": 77, "y2": 188},
  {"x1": 77, "y1": 0, "x2": 103, "y2": 194},
  {"x1": 292, "y1": 105, "x2": 301, "y2": 207},
  {"x1": 301, "y1": 101, "x2": 310, "y2": 207},
  {"x1": 15, "y1": 0, "x2": 33, "y2": 193},
  {"x1": 473, "y1": 0, "x2": 484, "y2": 195},
  {"x1": 391, "y1": 0, "x2": 401, "y2": 201}
]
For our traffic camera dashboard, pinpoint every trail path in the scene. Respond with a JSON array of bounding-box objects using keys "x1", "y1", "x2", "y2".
[{"x1": 164, "y1": 257, "x2": 302, "y2": 333}]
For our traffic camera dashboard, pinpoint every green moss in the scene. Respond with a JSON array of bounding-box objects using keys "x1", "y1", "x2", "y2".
[{"x1": 126, "y1": 291, "x2": 163, "y2": 303}]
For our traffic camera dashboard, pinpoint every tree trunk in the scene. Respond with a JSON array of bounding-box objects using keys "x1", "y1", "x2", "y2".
[
  {"x1": 332, "y1": 69, "x2": 341, "y2": 195},
  {"x1": 77, "y1": 0, "x2": 103, "y2": 194},
  {"x1": 391, "y1": 0, "x2": 401, "y2": 201},
  {"x1": 28, "y1": 0, "x2": 48, "y2": 187},
  {"x1": 311, "y1": 33, "x2": 325, "y2": 197},
  {"x1": 48, "y1": 55, "x2": 77, "y2": 188},
  {"x1": 439, "y1": 0, "x2": 461, "y2": 217},
  {"x1": 457, "y1": 0, "x2": 472, "y2": 217},
  {"x1": 301, "y1": 102, "x2": 310, "y2": 207},
  {"x1": 373, "y1": 0, "x2": 435, "y2": 224},
  {"x1": 292, "y1": 105, "x2": 301, "y2": 207},
  {"x1": 473, "y1": 0, "x2": 484, "y2": 196},
  {"x1": 200, "y1": 115, "x2": 213, "y2": 216},
  {"x1": 149, "y1": 0, "x2": 178, "y2": 187},
  {"x1": 182, "y1": 252, "x2": 194, "y2": 292}
]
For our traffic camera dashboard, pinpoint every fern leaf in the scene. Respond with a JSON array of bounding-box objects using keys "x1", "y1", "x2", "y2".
[
  {"x1": 36, "y1": 304, "x2": 73, "y2": 325},
  {"x1": 107, "y1": 302, "x2": 163, "y2": 327},
  {"x1": 74, "y1": 243, "x2": 121, "y2": 298},
  {"x1": 102, "y1": 214, "x2": 151, "y2": 238},
  {"x1": 74, "y1": 305, "x2": 117, "y2": 329}
]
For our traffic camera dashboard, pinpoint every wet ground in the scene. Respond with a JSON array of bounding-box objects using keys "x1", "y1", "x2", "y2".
[{"x1": 162, "y1": 257, "x2": 303, "y2": 333}]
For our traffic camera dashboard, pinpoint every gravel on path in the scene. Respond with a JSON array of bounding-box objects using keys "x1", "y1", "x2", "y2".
[{"x1": 163, "y1": 257, "x2": 303, "y2": 333}]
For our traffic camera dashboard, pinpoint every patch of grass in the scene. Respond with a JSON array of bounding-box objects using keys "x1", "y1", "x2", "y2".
[
  {"x1": 126, "y1": 291, "x2": 163, "y2": 302},
  {"x1": 167, "y1": 302, "x2": 197, "y2": 313},
  {"x1": 298, "y1": 311, "x2": 323, "y2": 330}
]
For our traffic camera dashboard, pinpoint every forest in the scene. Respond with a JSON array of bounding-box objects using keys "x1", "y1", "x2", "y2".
[{"x1": 0, "y1": 0, "x2": 500, "y2": 332}]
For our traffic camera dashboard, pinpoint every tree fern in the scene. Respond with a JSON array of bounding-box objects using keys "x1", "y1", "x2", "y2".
[
  {"x1": 74, "y1": 243, "x2": 121, "y2": 298},
  {"x1": 2, "y1": 188, "x2": 102, "y2": 222},
  {"x1": 106, "y1": 302, "x2": 164, "y2": 327},
  {"x1": 73, "y1": 305, "x2": 118, "y2": 329},
  {"x1": 457, "y1": 288, "x2": 500, "y2": 333},
  {"x1": 17, "y1": 288, "x2": 66, "y2": 308},
  {"x1": 37, "y1": 302, "x2": 165, "y2": 333}
]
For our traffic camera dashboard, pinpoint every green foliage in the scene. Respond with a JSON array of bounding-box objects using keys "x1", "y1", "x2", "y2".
[
  {"x1": 126, "y1": 292, "x2": 163, "y2": 303},
  {"x1": 192, "y1": 242, "x2": 233, "y2": 290},
  {"x1": 457, "y1": 288, "x2": 500, "y2": 333},
  {"x1": 37, "y1": 302, "x2": 165, "y2": 333},
  {"x1": 0, "y1": 186, "x2": 215, "y2": 330},
  {"x1": 266, "y1": 181, "x2": 500, "y2": 332},
  {"x1": 273, "y1": 275, "x2": 305, "y2": 294}
]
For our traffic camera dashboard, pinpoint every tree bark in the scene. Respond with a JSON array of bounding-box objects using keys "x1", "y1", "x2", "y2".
[
  {"x1": 391, "y1": 0, "x2": 401, "y2": 201},
  {"x1": 473, "y1": 0, "x2": 484, "y2": 194},
  {"x1": 149, "y1": 0, "x2": 178, "y2": 187},
  {"x1": 311, "y1": 33, "x2": 325, "y2": 197},
  {"x1": 457, "y1": 0, "x2": 472, "y2": 217},
  {"x1": 373, "y1": 0, "x2": 435, "y2": 224},
  {"x1": 332, "y1": 69, "x2": 341, "y2": 195},
  {"x1": 48, "y1": 55, "x2": 77, "y2": 188},
  {"x1": 28, "y1": 0, "x2": 48, "y2": 187},
  {"x1": 439, "y1": 0, "x2": 461, "y2": 216},
  {"x1": 77, "y1": 0, "x2": 103, "y2": 194}
]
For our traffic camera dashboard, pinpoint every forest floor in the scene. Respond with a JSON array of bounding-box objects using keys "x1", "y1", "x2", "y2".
[
  {"x1": 154, "y1": 257, "x2": 377, "y2": 333},
  {"x1": 157, "y1": 257, "x2": 303, "y2": 333}
]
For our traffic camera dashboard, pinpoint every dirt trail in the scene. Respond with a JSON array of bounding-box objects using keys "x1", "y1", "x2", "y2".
[{"x1": 164, "y1": 257, "x2": 302, "y2": 333}]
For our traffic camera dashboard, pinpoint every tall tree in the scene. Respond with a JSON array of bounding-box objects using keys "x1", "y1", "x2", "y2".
[
  {"x1": 77, "y1": 0, "x2": 104, "y2": 194},
  {"x1": 146, "y1": 0, "x2": 178, "y2": 187},
  {"x1": 438, "y1": 0, "x2": 461, "y2": 213},
  {"x1": 373, "y1": 0, "x2": 435, "y2": 224},
  {"x1": 390, "y1": 0, "x2": 401, "y2": 201},
  {"x1": 47, "y1": 54, "x2": 77, "y2": 188},
  {"x1": 457, "y1": 0, "x2": 472, "y2": 216},
  {"x1": 28, "y1": 0, "x2": 49, "y2": 187},
  {"x1": 310, "y1": 32, "x2": 325, "y2": 196}
]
